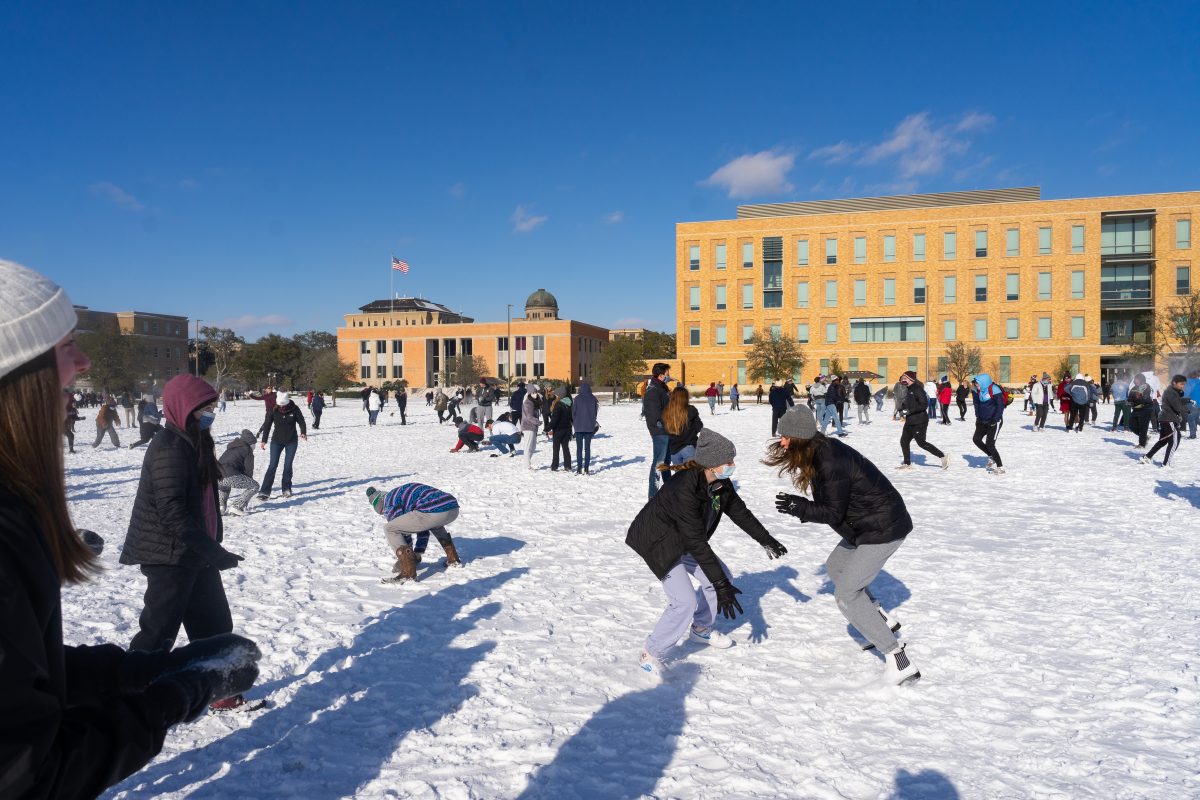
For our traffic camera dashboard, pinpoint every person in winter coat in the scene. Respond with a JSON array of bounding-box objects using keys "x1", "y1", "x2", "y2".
[
  {"x1": 1128, "y1": 373, "x2": 1155, "y2": 448},
  {"x1": 366, "y1": 388, "x2": 382, "y2": 426},
  {"x1": 0, "y1": 259, "x2": 262, "y2": 797},
  {"x1": 626, "y1": 429, "x2": 787, "y2": 679},
  {"x1": 755, "y1": 384, "x2": 764, "y2": 404},
  {"x1": 1057, "y1": 375, "x2": 1073, "y2": 426},
  {"x1": 546, "y1": 392, "x2": 574, "y2": 471},
  {"x1": 892, "y1": 379, "x2": 908, "y2": 421},
  {"x1": 447, "y1": 389, "x2": 463, "y2": 419},
  {"x1": 520, "y1": 384, "x2": 544, "y2": 469},
  {"x1": 768, "y1": 405, "x2": 920, "y2": 686},
  {"x1": 1087, "y1": 375, "x2": 1100, "y2": 423},
  {"x1": 306, "y1": 390, "x2": 314, "y2": 408},
  {"x1": 365, "y1": 484, "x2": 462, "y2": 583},
  {"x1": 896, "y1": 371, "x2": 948, "y2": 471},
  {"x1": 1110, "y1": 373, "x2": 1131, "y2": 432},
  {"x1": 92, "y1": 397, "x2": 122, "y2": 448},
  {"x1": 770, "y1": 379, "x2": 794, "y2": 436},
  {"x1": 449, "y1": 416, "x2": 485, "y2": 452},
  {"x1": 310, "y1": 391, "x2": 326, "y2": 429},
  {"x1": 257, "y1": 391, "x2": 307, "y2": 499},
  {"x1": 119, "y1": 391, "x2": 135, "y2": 427},
  {"x1": 923, "y1": 379, "x2": 938, "y2": 417},
  {"x1": 572, "y1": 381, "x2": 599, "y2": 474},
  {"x1": 643, "y1": 363, "x2": 673, "y2": 498},
  {"x1": 874, "y1": 385, "x2": 888, "y2": 412},
  {"x1": 971, "y1": 374, "x2": 1006, "y2": 474},
  {"x1": 486, "y1": 415, "x2": 521, "y2": 457},
  {"x1": 1066, "y1": 374, "x2": 1091, "y2": 433},
  {"x1": 395, "y1": 388, "x2": 407, "y2": 425},
  {"x1": 827, "y1": 376, "x2": 848, "y2": 429},
  {"x1": 1030, "y1": 372, "x2": 1053, "y2": 431},
  {"x1": 218, "y1": 429, "x2": 260, "y2": 515},
  {"x1": 937, "y1": 378, "x2": 953, "y2": 425},
  {"x1": 1141, "y1": 375, "x2": 1190, "y2": 467},
  {"x1": 662, "y1": 385, "x2": 704, "y2": 469},
  {"x1": 434, "y1": 389, "x2": 450, "y2": 423},
  {"x1": 728, "y1": 383, "x2": 741, "y2": 410},
  {"x1": 853, "y1": 378, "x2": 872, "y2": 424},
  {"x1": 955, "y1": 381, "x2": 969, "y2": 421},
  {"x1": 64, "y1": 391, "x2": 84, "y2": 453},
  {"x1": 704, "y1": 382, "x2": 718, "y2": 415},
  {"x1": 249, "y1": 387, "x2": 278, "y2": 419},
  {"x1": 510, "y1": 380, "x2": 526, "y2": 424},
  {"x1": 129, "y1": 395, "x2": 164, "y2": 448}
]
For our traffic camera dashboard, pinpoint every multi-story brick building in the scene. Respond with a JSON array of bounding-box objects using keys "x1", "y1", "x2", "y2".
[
  {"x1": 336, "y1": 289, "x2": 609, "y2": 388},
  {"x1": 74, "y1": 306, "x2": 190, "y2": 390},
  {"x1": 676, "y1": 187, "x2": 1198, "y2": 387}
]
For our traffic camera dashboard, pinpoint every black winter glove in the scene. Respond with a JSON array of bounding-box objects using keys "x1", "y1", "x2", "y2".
[
  {"x1": 121, "y1": 632, "x2": 262, "y2": 694},
  {"x1": 712, "y1": 577, "x2": 744, "y2": 620},
  {"x1": 761, "y1": 534, "x2": 788, "y2": 559},
  {"x1": 142, "y1": 669, "x2": 217, "y2": 726},
  {"x1": 213, "y1": 549, "x2": 245, "y2": 570},
  {"x1": 77, "y1": 529, "x2": 104, "y2": 555},
  {"x1": 775, "y1": 493, "x2": 807, "y2": 519},
  {"x1": 158, "y1": 633, "x2": 261, "y2": 707}
]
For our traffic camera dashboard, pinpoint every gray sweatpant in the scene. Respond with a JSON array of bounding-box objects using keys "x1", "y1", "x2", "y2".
[
  {"x1": 385, "y1": 508, "x2": 459, "y2": 555},
  {"x1": 644, "y1": 554, "x2": 732, "y2": 661},
  {"x1": 825, "y1": 537, "x2": 905, "y2": 653},
  {"x1": 218, "y1": 473, "x2": 260, "y2": 511}
]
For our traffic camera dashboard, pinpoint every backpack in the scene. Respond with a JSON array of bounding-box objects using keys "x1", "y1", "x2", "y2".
[
  {"x1": 1069, "y1": 383, "x2": 1090, "y2": 405},
  {"x1": 1001, "y1": 386, "x2": 1012, "y2": 407}
]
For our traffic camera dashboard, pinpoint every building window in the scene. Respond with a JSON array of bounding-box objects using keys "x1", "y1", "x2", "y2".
[
  {"x1": 715, "y1": 325, "x2": 727, "y2": 345},
  {"x1": 689, "y1": 286, "x2": 701, "y2": 311},
  {"x1": 715, "y1": 284, "x2": 727, "y2": 310},
  {"x1": 883, "y1": 278, "x2": 895, "y2": 305},
  {"x1": 742, "y1": 325, "x2": 755, "y2": 344},
  {"x1": 532, "y1": 336, "x2": 544, "y2": 351},
  {"x1": 943, "y1": 275, "x2": 957, "y2": 303},
  {"x1": 1101, "y1": 217, "x2": 1153, "y2": 255},
  {"x1": 825, "y1": 238, "x2": 837, "y2": 265},
  {"x1": 1071, "y1": 270, "x2": 1085, "y2": 299},
  {"x1": 392, "y1": 339, "x2": 403, "y2": 352},
  {"x1": 763, "y1": 261, "x2": 783, "y2": 308},
  {"x1": 769, "y1": 325, "x2": 781, "y2": 340},
  {"x1": 854, "y1": 236, "x2": 866, "y2": 263},
  {"x1": 497, "y1": 336, "x2": 509, "y2": 352},
  {"x1": 742, "y1": 242, "x2": 754, "y2": 268},
  {"x1": 825, "y1": 322, "x2": 838, "y2": 343},
  {"x1": 1006, "y1": 318, "x2": 1019, "y2": 339},
  {"x1": 1071, "y1": 224, "x2": 1085, "y2": 254},
  {"x1": 515, "y1": 336, "x2": 526, "y2": 351},
  {"x1": 1038, "y1": 226, "x2": 1052, "y2": 255},
  {"x1": 907, "y1": 357, "x2": 919, "y2": 373},
  {"x1": 360, "y1": 366, "x2": 370, "y2": 379},
  {"x1": 1038, "y1": 271, "x2": 1052, "y2": 300},
  {"x1": 689, "y1": 328, "x2": 700, "y2": 347},
  {"x1": 975, "y1": 229, "x2": 988, "y2": 258},
  {"x1": 375, "y1": 366, "x2": 386, "y2": 379},
  {"x1": 825, "y1": 280, "x2": 837, "y2": 307},
  {"x1": 877, "y1": 358, "x2": 888, "y2": 382},
  {"x1": 1006, "y1": 228, "x2": 1020, "y2": 256},
  {"x1": 820, "y1": 359, "x2": 829, "y2": 373},
  {"x1": 376, "y1": 339, "x2": 387, "y2": 353},
  {"x1": 1006, "y1": 273, "x2": 1020, "y2": 301},
  {"x1": 854, "y1": 279, "x2": 867, "y2": 306},
  {"x1": 913, "y1": 277, "x2": 926, "y2": 305},
  {"x1": 975, "y1": 274, "x2": 988, "y2": 302},
  {"x1": 360, "y1": 341, "x2": 370, "y2": 354},
  {"x1": 796, "y1": 281, "x2": 809, "y2": 308},
  {"x1": 737, "y1": 360, "x2": 747, "y2": 384},
  {"x1": 849, "y1": 318, "x2": 925, "y2": 342},
  {"x1": 1178, "y1": 219, "x2": 1192, "y2": 249},
  {"x1": 883, "y1": 235, "x2": 896, "y2": 263},
  {"x1": 797, "y1": 239, "x2": 809, "y2": 266},
  {"x1": 742, "y1": 284, "x2": 754, "y2": 309},
  {"x1": 943, "y1": 231, "x2": 957, "y2": 260},
  {"x1": 716, "y1": 243, "x2": 727, "y2": 270},
  {"x1": 689, "y1": 245, "x2": 700, "y2": 270},
  {"x1": 1178, "y1": 267, "x2": 1191, "y2": 295},
  {"x1": 533, "y1": 362, "x2": 545, "y2": 378},
  {"x1": 937, "y1": 356, "x2": 948, "y2": 375},
  {"x1": 1100, "y1": 264, "x2": 1150, "y2": 301},
  {"x1": 849, "y1": 358, "x2": 859, "y2": 371},
  {"x1": 974, "y1": 319, "x2": 987, "y2": 340},
  {"x1": 796, "y1": 323, "x2": 809, "y2": 343},
  {"x1": 1038, "y1": 317, "x2": 1051, "y2": 339},
  {"x1": 153, "y1": 347, "x2": 159, "y2": 358},
  {"x1": 944, "y1": 319, "x2": 957, "y2": 341},
  {"x1": 998, "y1": 356, "x2": 1011, "y2": 383},
  {"x1": 392, "y1": 365, "x2": 403, "y2": 379},
  {"x1": 142, "y1": 320, "x2": 149, "y2": 333},
  {"x1": 1070, "y1": 316, "x2": 1084, "y2": 339}
]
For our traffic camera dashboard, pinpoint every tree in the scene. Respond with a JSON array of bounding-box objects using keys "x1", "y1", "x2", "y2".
[
  {"x1": 440, "y1": 355, "x2": 488, "y2": 387},
  {"x1": 640, "y1": 331, "x2": 677, "y2": 359},
  {"x1": 1122, "y1": 291, "x2": 1200, "y2": 374},
  {"x1": 943, "y1": 342, "x2": 982, "y2": 385},
  {"x1": 827, "y1": 353, "x2": 844, "y2": 377},
  {"x1": 1052, "y1": 352, "x2": 1076, "y2": 381},
  {"x1": 745, "y1": 330, "x2": 805, "y2": 384},
  {"x1": 198, "y1": 326, "x2": 245, "y2": 396},
  {"x1": 593, "y1": 337, "x2": 647, "y2": 404},
  {"x1": 236, "y1": 334, "x2": 306, "y2": 390},
  {"x1": 293, "y1": 330, "x2": 338, "y2": 353},
  {"x1": 310, "y1": 349, "x2": 356, "y2": 406},
  {"x1": 77, "y1": 323, "x2": 138, "y2": 393}
]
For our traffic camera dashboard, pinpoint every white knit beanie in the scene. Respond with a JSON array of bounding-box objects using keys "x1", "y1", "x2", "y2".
[{"x1": 0, "y1": 260, "x2": 78, "y2": 380}]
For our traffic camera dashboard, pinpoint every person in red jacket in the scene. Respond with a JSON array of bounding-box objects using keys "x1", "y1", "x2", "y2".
[
  {"x1": 1057, "y1": 375, "x2": 1073, "y2": 426},
  {"x1": 450, "y1": 416, "x2": 484, "y2": 452},
  {"x1": 937, "y1": 378, "x2": 953, "y2": 425},
  {"x1": 704, "y1": 382, "x2": 718, "y2": 415}
]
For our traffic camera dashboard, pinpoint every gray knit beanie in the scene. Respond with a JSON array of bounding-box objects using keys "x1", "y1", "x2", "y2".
[
  {"x1": 0, "y1": 260, "x2": 78, "y2": 381},
  {"x1": 694, "y1": 428, "x2": 737, "y2": 468},
  {"x1": 777, "y1": 405, "x2": 818, "y2": 440}
]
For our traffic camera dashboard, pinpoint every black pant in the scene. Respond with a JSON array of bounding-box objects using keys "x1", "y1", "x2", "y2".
[
  {"x1": 129, "y1": 422, "x2": 160, "y2": 448},
  {"x1": 130, "y1": 563, "x2": 233, "y2": 652},
  {"x1": 1146, "y1": 421, "x2": 1181, "y2": 464},
  {"x1": 956, "y1": 399, "x2": 967, "y2": 420},
  {"x1": 900, "y1": 415, "x2": 944, "y2": 464},
  {"x1": 551, "y1": 429, "x2": 572, "y2": 470},
  {"x1": 312, "y1": 408, "x2": 322, "y2": 429},
  {"x1": 1068, "y1": 401, "x2": 1087, "y2": 431},
  {"x1": 940, "y1": 403, "x2": 951, "y2": 424},
  {"x1": 973, "y1": 420, "x2": 1003, "y2": 467},
  {"x1": 1034, "y1": 403, "x2": 1049, "y2": 429},
  {"x1": 397, "y1": 399, "x2": 407, "y2": 424},
  {"x1": 771, "y1": 409, "x2": 785, "y2": 436},
  {"x1": 1130, "y1": 408, "x2": 1153, "y2": 446}
]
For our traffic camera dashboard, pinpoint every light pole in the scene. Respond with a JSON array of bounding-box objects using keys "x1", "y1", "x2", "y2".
[
  {"x1": 506, "y1": 303, "x2": 513, "y2": 384},
  {"x1": 194, "y1": 319, "x2": 203, "y2": 376}
]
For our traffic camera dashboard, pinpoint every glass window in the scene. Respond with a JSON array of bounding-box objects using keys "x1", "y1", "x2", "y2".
[
  {"x1": 797, "y1": 239, "x2": 809, "y2": 266},
  {"x1": 360, "y1": 366, "x2": 370, "y2": 379},
  {"x1": 742, "y1": 242, "x2": 753, "y2": 268},
  {"x1": 937, "y1": 356, "x2": 948, "y2": 375},
  {"x1": 742, "y1": 284, "x2": 754, "y2": 309},
  {"x1": 1038, "y1": 317, "x2": 1051, "y2": 339},
  {"x1": 877, "y1": 358, "x2": 888, "y2": 382},
  {"x1": 1178, "y1": 219, "x2": 1192, "y2": 249},
  {"x1": 944, "y1": 319, "x2": 957, "y2": 341},
  {"x1": 908, "y1": 357, "x2": 919, "y2": 373},
  {"x1": 532, "y1": 335, "x2": 545, "y2": 351},
  {"x1": 715, "y1": 325, "x2": 727, "y2": 345},
  {"x1": 913, "y1": 277, "x2": 926, "y2": 305},
  {"x1": 742, "y1": 325, "x2": 755, "y2": 344},
  {"x1": 1068, "y1": 354, "x2": 1080, "y2": 375},
  {"x1": 1100, "y1": 264, "x2": 1151, "y2": 301},
  {"x1": 975, "y1": 230, "x2": 988, "y2": 258},
  {"x1": 825, "y1": 238, "x2": 837, "y2": 265},
  {"x1": 974, "y1": 319, "x2": 987, "y2": 340},
  {"x1": 796, "y1": 281, "x2": 809, "y2": 308},
  {"x1": 1006, "y1": 318, "x2": 1019, "y2": 339},
  {"x1": 998, "y1": 356, "x2": 1011, "y2": 384},
  {"x1": 913, "y1": 233, "x2": 926, "y2": 261},
  {"x1": 943, "y1": 275, "x2": 957, "y2": 303},
  {"x1": 854, "y1": 236, "x2": 866, "y2": 263},
  {"x1": 515, "y1": 336, "x2": 527, "y2": 350},
  {"x1": 688, "y1": 245, "x2": 700, "y2": 270},
  {"x1": 1071, "y1": 224, "x2": 1085, "y2": 254},
  {"x1": 825, "y1": 322, "x2": 838, "y2": 343},
  {"x1": 1038, "y1": 271, "x2": 1052, "y2": 300},
  {"x1": 769, "y1": 325, "x2": 782, "y2": 340},
  {"x1": 848, "y1": 358, "x2": 859, "y2": 370},
  {"x1": 737, "y1": 360, "x2": 746, "y2": 384},
  {"x1": 1006, "y1": 273, "x2": 1020, "y2": 301},
  {"x1": 820, "y1": 359, "x2": 829, "y2": 373},
  {"x1": 1070, "y1": 316, "x2": 1084, "y2": 338},
  {"x1": 715, "y1": 285, "x2": 727, "y2": 310},
  {"x1": 689, "y1": 327, "x2": 700, "y2": 347},
  {"x1": 943, "y1": 231, "x2": 957, "y2": 260},
  {"x1": 1038, "y1": 226, "x2": 1052, "y2": 255},
  {"x1": 1101, "y1": 217, "x2": 1153, "y2": 255},
  {"x1": 854, "y1": 279, "x2": 867, "y2": 306},
  {"x1": 975, "y1": 274, "x2": 988, "y2": 302},
  {"x1": 689, "y1": 286, "x2": 700, "y2": 311},
  {"x1": 360, "y1": 341, "x2": 369, "y2": 354},
  {"x1": 1071, "y1": 270, "x2": 1085, "y2": 299},
  {"x1": 849, "y1": 319, "x2": 925, "y2": 342},
  {"x1": 883, "y1": 278, "x2": 896, "y2": 305},
  {"x1": 796, "y1": 323, "x2": 809, "y2": 343},
  {"x1": 883, "y1": 235, "x2": 896, "y2": 262},
  {"x1": 1177, "y1": 266, "x2": 1191, "y2": 295},
  {"x1": 715, "y1": 244, "x2": 727, "y2": 270},
  {"x1": 763, "y1": 261, "x2": 783, "y2": 308},
  {"x1": 1006, "y1": 228, "x2": 1019, "y2": 256},
  {"x1": 825, "y1": 280, "x2": 838, "y2": 307}
]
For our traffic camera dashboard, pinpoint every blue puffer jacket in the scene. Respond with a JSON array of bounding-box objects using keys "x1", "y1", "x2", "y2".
[{"x1": 972, "y1": 374, "x2": 1005, "y2": 424}]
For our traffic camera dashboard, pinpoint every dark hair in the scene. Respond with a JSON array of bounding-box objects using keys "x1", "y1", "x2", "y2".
[
  {"x1": 453, "y1": 415, "x2": 463, "y2": 424},
  {"x1": 652, "y1": 362, "x2": 670, "y2": 377},
  {"x1": 184, "y1": 406, "x2": 221, "y2": 489},
  {"x1": 762, "y1": 435, "x2": 825, "y2": 495},
  {"x1": 1172, "y1": 374, "x2": 1187, "y2": 384}
]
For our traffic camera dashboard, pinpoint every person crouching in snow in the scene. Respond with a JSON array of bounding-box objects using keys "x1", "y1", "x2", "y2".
[
  {"x1": 450, "y1": 416, "x2": 484, "y2": 452},
  {"x1": 218, "y1": 429, "x2": 260, "y2": 515},
  {"x1": 625, "y1": 429, "x2": 788, "y2": 680},
  {"x1": 766, "y1": 405, "x2": 920, "y2": 687},
  {"x1": 365, "y1": 484, "x2": 462, "y2": 582}
]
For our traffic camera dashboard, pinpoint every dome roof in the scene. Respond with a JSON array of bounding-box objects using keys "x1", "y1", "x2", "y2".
[{"x1": 525, "y1": 288, "x2": 558, "y2": 308}]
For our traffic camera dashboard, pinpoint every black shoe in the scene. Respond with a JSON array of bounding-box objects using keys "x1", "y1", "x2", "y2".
[{"x1": 256, "y1": 493, "x2": 270, "y2": 500}]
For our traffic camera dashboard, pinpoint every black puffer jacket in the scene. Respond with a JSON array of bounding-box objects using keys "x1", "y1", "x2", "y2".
[
  {"x1": 259, "y1": 403, "x2": 306, "y2": 445},
  {"x1": 0, "y1": 489, "x2": 176, "y2": 798},
  {"x1": 626, "y1": 468, "x2": 773, "y2": 585},
  {"x1": 642, "y1": 378, "x2": 670, "y2": 435},
  {"x1": 900, "y1": 383, "x2": 929, "y2": 420},
  {"x1": 121, "y1": 423, "x2": 230, "y2": 568},
  {"x1": 1158, "y1": 385, "x2": 1191, "y2": 425},
  {"x1": 666, "y1": 405, "x2": 703, "y2": 456},
  {"x1": 853, "y1": 381, "x2": 871, "y2": 404},
  {"x1": 781, "y1": 437, "x2": 912, "y2": 545},
  {"x1": 218, "y1": 432, "x2": 257, "y2": 479}
]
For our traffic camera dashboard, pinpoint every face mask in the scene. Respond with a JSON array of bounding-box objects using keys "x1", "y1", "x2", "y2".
[
  {"x1": 714, "y1": 465, "x2": 736, "y2": 480},
  {"x1": 198, "y1": 411, "x2": 216, "y2": 430}
]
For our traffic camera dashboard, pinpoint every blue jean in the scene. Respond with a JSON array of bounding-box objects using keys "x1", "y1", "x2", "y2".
[
  {"x1": 644, "y1": 554, "x2": 732, "y2": 661},
  {"x1": 261, "y1": 440, "x2": 297, "y2": 494},
  {"x1": 575, "y1": 432, "x2": 594, "y2": 471},
  {"x1": 816, "y1": 400, "x2": 844, "y2": 435},
  {"x1": 1189, "y1": 406, "x2": 1199, "y2": 438},
  {"x1": 368, "y1": 410, "x2": 379, "y2": 425},
  {"x1": 490, "y1": 433, "x2": 520, "y2": 453},
  {"x1": 649, "y1": 433, "x2": 670, "y2": 498}
]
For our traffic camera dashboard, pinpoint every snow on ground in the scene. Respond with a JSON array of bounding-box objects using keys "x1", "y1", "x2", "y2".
[{"x1": 64, "y1": 394, "x2": 1199, "y2": 799}]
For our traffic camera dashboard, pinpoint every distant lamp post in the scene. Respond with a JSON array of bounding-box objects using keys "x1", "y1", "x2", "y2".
[
  {"x1": 194, "y1": 319, "x2": 203, "y2": 376},
  {"x1": 506, "y1": 303, "x2": 513, "y2": 384}
]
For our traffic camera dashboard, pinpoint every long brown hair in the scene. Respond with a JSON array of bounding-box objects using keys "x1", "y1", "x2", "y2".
[
  {"x1": 0, "y1": 351, "x2": 97, "y2": 583},
  {"x1": 662, "y1": 386, "x2": 691, "y2": 435},
  {"x1": 658, "y1": 459, "x2": 702, "y2": 473},
  {"x1": 762, "y1": 435, "x2": 824, "y2": 494}
]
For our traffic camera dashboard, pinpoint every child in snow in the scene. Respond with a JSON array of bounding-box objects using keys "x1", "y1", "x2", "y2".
[
  {"x1": 365, "y1": 484, "x2": 462, "y2": 582},
  {"x1": 450, "y1": 416, "x2": 484, "y2": 452},
  {"x1": 626, "y1": 429, "x2": 787, "y2": 680},
  {"x1": 971, "y1": 374, "x2": 1006, "y2": 474},
  {"x1": 767, "y1": 405, "x2": 920, "y2": 687},
  {"x1": 218, "y1": 429, "x2": 261, "y2": 515}
]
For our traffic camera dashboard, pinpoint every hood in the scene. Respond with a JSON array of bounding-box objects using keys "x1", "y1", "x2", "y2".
[
  {"x1": 974, "y1": 374, "x2": 994, "y2": 398},
  {"x1": 162, "y1": 374, "x2": 218, "y2": 430},
  {"x1": 577, "y1": 382, "x2": 594, "y2": 399},
  {"x1": 239, "y1": 429, "x2": 257, "y2": 446},
  {"x1": 558, "y1": 396, "x2": 572, "y2": 407}
]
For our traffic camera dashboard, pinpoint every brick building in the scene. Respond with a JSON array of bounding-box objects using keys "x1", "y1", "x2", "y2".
[{"x1": 74, "y1": 306, "x2": 189, "y2": 390}]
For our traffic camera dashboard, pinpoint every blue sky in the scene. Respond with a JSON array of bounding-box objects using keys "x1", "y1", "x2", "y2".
[{"x1": 2, "y1": 1, "x2": 1198, "y2": 336}]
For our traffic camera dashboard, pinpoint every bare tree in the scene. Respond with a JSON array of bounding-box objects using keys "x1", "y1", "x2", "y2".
[
  {"x1": 1122, "y1": 290, "x2": 1200, "y2": 374},
  {"x1": 310, "y1": 349, "x2": 356, "y2": 407},
  {"x1": 943, "y1": 342, "x2": 982, "y2": 385},
  {"x1": 199, "y1": 326, "x2": 244, "y2": 396},
  {"x1": 745, "y1": 330, "x2": 805, "y2": 384}
]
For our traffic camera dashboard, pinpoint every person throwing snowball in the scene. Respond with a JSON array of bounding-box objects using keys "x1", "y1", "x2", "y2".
[{"x1": 365, "y1": 484, "x2": 463, "y2": 583}]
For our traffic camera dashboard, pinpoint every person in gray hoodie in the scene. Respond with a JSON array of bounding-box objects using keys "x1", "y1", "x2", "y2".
[
  {"x1": 520, "y1": 384, "x2": 543, "y2": 469},
  {"x1": 218, "y1": 429, "x2": 260, "y2": 515},
  {"x1": 571, "y1": 381, "x2": 600, "y2": 474}
]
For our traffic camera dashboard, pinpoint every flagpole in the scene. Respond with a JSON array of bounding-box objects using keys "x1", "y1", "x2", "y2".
[{"x1": 390, "y1": 260, "x2": 394, "y2": 325}]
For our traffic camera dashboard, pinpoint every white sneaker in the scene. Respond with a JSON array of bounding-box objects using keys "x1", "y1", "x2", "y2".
[
  {"x1": 882, "y1": 644, "x2": 921, "y2": 686},
  {"x1": 638, "y1": 650, "x2": 665, "y2": 680},
  {"x1": 940, "y1": 455, "x2": 950, "y2": 470},
  {"x1": 991, "y1": 466, "x2": 1006, "y2": 475},
  {"x1": 227, "y1": 506, "x2": 248, "y2": 517},
  {"x1": 895, "y1": 464, "x2": 914, "y2": 471},
  {"x1": 689, "y1": 625, "x2": 734, "y2": 649},
  {"x1": 1138, "y1": 456, "x2": 1151, "y2": 465},
  {"x1": 986, "y1": 458, "x2": 995, "y2": 468}
]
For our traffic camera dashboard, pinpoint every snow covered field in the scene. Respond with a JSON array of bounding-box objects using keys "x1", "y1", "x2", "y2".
[{"x1": 63, "y1": 394, "x2": 1198, "y2": 799}]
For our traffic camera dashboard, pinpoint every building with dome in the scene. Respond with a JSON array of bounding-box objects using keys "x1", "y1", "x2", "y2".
[{"x1": 337, "y1": 290, "x2": 609, "y2": 388}]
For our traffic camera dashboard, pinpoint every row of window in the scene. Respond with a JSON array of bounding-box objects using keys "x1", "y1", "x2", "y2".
[
  {"x1": 362, "y1": 366, "x2": 405, "y2": 379},
  {"x1": 359, "y1": 335, "x2": 553, "y2": 355},
  {"x1": 686, "y1": 218, "x2": 1193, "y2": 270},
  {"x1": 724, "y1": 353, "x2": 1044, "y2": 386},
  {"x1": 145, "y1": 346, "x2": 183, "y2": 359},
  {"x1": 141, "y1": 320, "x2": 184, "y2": 336}
]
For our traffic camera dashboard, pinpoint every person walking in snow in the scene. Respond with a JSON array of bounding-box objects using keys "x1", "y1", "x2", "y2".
[
  {"x1": 1056, "y1": 374, "x2": 1073, "y2": 427},
  {"x1": 394, "y1": 387, "x2": 407, "y2": 425},
  {"x1": 520, "y1": 383, "x2": 543, "y2": 469},
  {"x1": 1030, "y1": 372, "x2": 1053, "y2": 432},
  {"x1": 366, "y1": 388, "x2": 382, "y2": 426},
  {"x1": 924, "y1": 379, "x2": 938, "y2": 417},
  {"x1": 755, "y1": 384, "x2": 764, "y2": 404},
  {"x1": 572, "y1": 381, "x2": 599, "y2": 474},
  {"x1": 1128, "y1": 373, "x2": 1155, "y2": 448},
  {"x1": 1110, "y1": 372, "x2": 1131, "y2": 432},
  {"x1": 626, "y1": 429, "x2": 787, "y2": 680},
  {"x1": 643, "y1": 363, "x2": 673, "y2": 498},
  {"x1": 434, "y1": 388, "x2": 449, "y2": 423},
  {"x1": 768, "y1": 405, "x2": 920, "y2": 686},
  {"x1": 129, "y1": 395, "x2": 163, "y2": 448},
  {"x1": 310, "y1": 391, "x2": 325, "y2": 429},
  {"x1": 704, "y1": 382, "x2": 718, "y2": 415},
  {"x1": 954, "y1": 381, "x2": 969, "y2": 421},
  {"x1": 547, "y1": 389, "x2": 573, "y2": 471},
  {"x1": 447, "y1": 389, "x2": 464, "y2": 419},
  {"x1": 1067, "y1": 374, "x2": 1090, "y2": 433},
  {"x1": 218, "y1": 429, "x2": 260, "y2": 515},
  {"x1": 729, "y1": 383, "x2": 741, "y2": 410},
  {"x1": 509, "y1": 380, "x2": 526, "y2": 424},
  {"x1": 971, "y1": 374, "x2": 1006, "y2": 474},
  {"x1": 1140, "y1": 374, "x2": 1190, "y2": 468},
  {"x1": 91, "y1": 396, "x2": 122, "y2": 448},
  {"x1": 365, "y1": 484, "x2": 462, "y2": 583},
  {"x1": 449, "y1": 416, "x2": 485, "y2": 452},
  {"x1": 853, "y1": 378, "x2": 871, "y2": 424},
  {"x1": 257, "y1": 391, "x2": 307, "y2": 499},
  {"x1": 936, "y1": 377, "x2": 953, "y2": 425},
  {"x1": 896, "y1": 371, "x2": 948, "y2": 471},
  {"x1": 772, "y1": 378, "x2": 797, "y2": 436},
  {"x1": 663, "y1": 385, "x2": 704, "y2": 470},
  {"x1": 827, "y1": 376, "x2": 848, "y2": 430},
  {"x1": 716, "y1": 380, "x2": 725, "y2": 406},
  {"x1": 64, "y1": 391, "x2": 83, "y2": 453}
]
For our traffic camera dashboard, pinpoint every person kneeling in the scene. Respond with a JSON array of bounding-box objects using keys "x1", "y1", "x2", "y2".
[
  {"x1": 366, "y1": 484, "x2": 462, "y2": 583},
  {"x1": 486, "y1": 414, "x2": 521, "y2": 457},
  {"x1": 218, "y1": 429, "x2": 261, "y2": 516},
  {"x1": 450, "y1": 416, "x2": 484, "y2": 452}
]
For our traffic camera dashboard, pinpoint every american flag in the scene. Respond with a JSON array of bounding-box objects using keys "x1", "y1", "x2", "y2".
[{"x1": 391, "y1": 256, "x2": 409, "y2": 274}]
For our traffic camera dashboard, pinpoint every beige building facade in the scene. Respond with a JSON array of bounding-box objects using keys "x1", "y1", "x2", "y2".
[
  {"x1": 74, "y1": 306, "x2": 190, "y2": 389},
  {"x1": 676, "y1": 187, "x2": 1198, "y2": 387}
]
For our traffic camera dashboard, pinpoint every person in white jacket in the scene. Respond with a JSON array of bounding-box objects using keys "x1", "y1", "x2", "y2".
[
  {"x1": 520, "y1": 384, "x2": 543, "y2": 469},
  {"x1": 486, "y1": 415, "x2": 522, "y2": 457},
  {"x1": 1029, "y1": 372, "x2": 1052, "y2": 431},
  {"x1": 366, "y1": 388, "x2": 382, "y2": 426}
]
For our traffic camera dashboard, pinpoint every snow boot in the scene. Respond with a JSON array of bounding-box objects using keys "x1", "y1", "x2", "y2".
[
  {"x1": 442, "y1": 539, "x2": 463, "y2": 568},
  {"x1": 940, "y1": 455, "x2": 950, "y2": 470},
  {"x1": 881, "y1": 644, "x2": 921, "y2": 686},
  {"x1": 392, "y1": 546, "x2": 417, "y2": 581},
  {"x1": 688, "y1": 625, "x2": 734, "y2": 649},
  {"x1": 210, "y1": 694, "x2": 247, "y2": 711}
]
